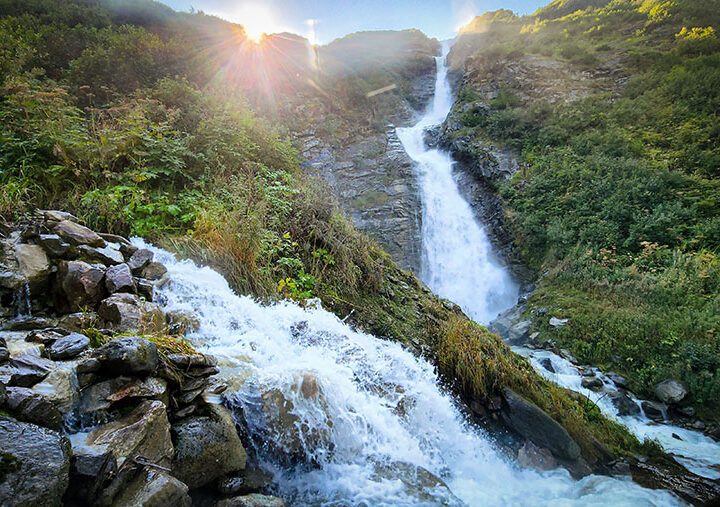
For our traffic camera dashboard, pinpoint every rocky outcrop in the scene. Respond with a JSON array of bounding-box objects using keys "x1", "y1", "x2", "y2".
[{"x1": 654, "y1": 379, "x2": 688, "y2": 405}]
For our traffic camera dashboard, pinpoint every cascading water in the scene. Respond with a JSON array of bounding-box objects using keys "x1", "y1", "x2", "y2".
[
  {"x1": 139, "y1": 240, "x2": 679, "y2": 505},
  {"x1": 397, "y1": 44, "x2": 518, "y2": 324}
]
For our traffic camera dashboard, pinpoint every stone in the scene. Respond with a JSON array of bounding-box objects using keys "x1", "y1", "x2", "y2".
[
  {"x1": 5, "y1": 386, "x2": 63, "y2": 428},
  {"x1": 171, "y1": 404, "x2": 247, "y2": 489},
  {"x1": 487, "y1": 304, "x2": 524, "y2": 340},
  {"x1": 98, "y1": 293, "x2": 165, "y2": 334},
  {"x1": 517, "y1": 440, "x2": 558, "y2": 471},
  {"x1": 677, "y1": 406, "x2": 695, "y2": 418},
  {"x1": 93, "y1": 336, "x2": 159, "y2": 376},
  {"x1": 105, "y1": 263, "x2": 135, "y2": 294},
  {"x1": 57, "y1": 311, "x2": 98, "y2": 332},
  {"x1": 136, "y1": 277, "x2": 154, "y2": 301},
  {"x1": 539, "y1": 357, "x2": 555, "y2": 373},
  {"x1": 654, "y1": 379, "x2": 688, "y2": 405},
  {"x1": 632, "y1": 458, "x2": 720, "y2": 505},
  {"x1": 54, "y1": 220, "x2": 105, "y2": 247},
  {"x1": 80, "y1": 376, "x2": 167, "y2": 414},
  {"x1": 500, "y1": 388, "x2": 581, "y2": 460},
  {"x1": 300, "y1": 373, "x2": 319, "y2": 399},
  {"x1": 610, "y1": 390, "x2": 641, "y2": 416},
  {"x1": 217, "y1": 494, "x2": 285, "y2": 507},
  {"x1": 641, "y1": 400, "x2": 666, "y2": 422},
  {"x1": 369, "y1": 460, "x2": 463, "y2": 506},
  {"x1": 48, "y1": 332, "x2": 89, "y2": 360},
  {"x1": 127, "y1": 248, "x2": 154, "y2": 274},
  {"x1": 8, "y1": 354, "x2": 55, "y2": 386},
  {"x1": 606, "y1": 372, "x2": 628, "y2": 388},
  {"x1": 32, "y1": 362, "x2": 79, "y2": 414},
  {"x1": 26, "y1": 327, "x2": 69, "y2": 345},
  {"x1": 77, "y1": 244, "x2": 124, "y2": 265},
  {"x1": 98, "y1": 233, "x2": 132, "y2": 247},
  {"x1": 14, "y1": 243, "x2": 50, "y2": 288},
  {"x1": 0, "y1": 417, "x2": 71, "y2": 506},
  {"x1": 0, "y1": 382, "x2": 6, "y2": 405},
  {"x1": 141, "y1": 261, "x2": 167, "y2": 281},
  {"x1": 165, "y1": 311, "x2": 200, "y2": 335},
  {"x1": 76, "y1": 357, "x2": 101, "y2": 374},
  {"x1": 549, "y1": 317, "x2": 568, "y2": 328},
  {"x1": 37, "y1": 234, "x2": 72, "y2": 257},
  {"x1": 507, "y1": 320, "x2": 532, "y2": 345},
  {"x1": 217, "y1": 467, "x2": 273, "y2": 496},
  {"x1": 84, "y1": 400, "x2": 173, "y2": 467},
  {"x1": 112, "y1": 467, "x2": 191, "y2": 507},
  {"x1": 57, "y1": 260, "x2": 106, "y2": 310},
  {"x1": 0, "y1": 336, "x2": 9, "y2": 363},
  {"x1": 581, "y1": 377, "x2": 603, "y2": 390},
  {"x1": 41, "y1": 209, "x2": 78, "y2": 222},
  {"x1": 1, "y1": 316, "x2": 54, "y2": 331},
  {"x1": 166, "y1": 353, "x2": 217, "y2": 368},
  {"x1": 67, "y1": 447, "x2": 117, "y2": 505}
]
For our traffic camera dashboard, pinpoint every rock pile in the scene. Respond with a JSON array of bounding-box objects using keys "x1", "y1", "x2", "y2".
[{"x1": 0, "y1": 211, "x2": 283, "y2": 507}]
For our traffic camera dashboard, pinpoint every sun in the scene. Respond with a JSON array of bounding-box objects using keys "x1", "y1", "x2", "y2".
[{"x1": 237, "y1": 4, "x2": 277, "y2": 43}]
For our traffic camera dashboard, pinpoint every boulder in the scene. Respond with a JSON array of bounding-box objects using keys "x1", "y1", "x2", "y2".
[
  {"x1": 14, "y1": 243, "x2": 50, "y2": 289},
  {"x1": 93, "y1": 336, "x2": 159, "y2": 376},
  {"x1": 54, "y1": 220, "x2": 105, "y2": 247},
  {"x1": 84, "y1": 400, "x2": 173, "y2": 467},
  {"x1": 610, "y1": 390, "x2": 641, "y2": 416},
  {"x1": 136, "y1": 278, "x2": 154, "y2": 301},
  {"x1": 517, "y1": 440, "x2": 558, "y2": 471},
  {"x1": 80, "y1": 376, "x2": 167, "y2": 414},
  {"x1": 37, "y1": 234, "x2": 71, "y2": 257},
  {"x1": 67, "y1": 447, "x2": 118, "y2": 505},
  {"x1": 58, "y1": 311, "x2": 98, "y2": 332},
  {"x1": 7, "y1": 354, "x2": 55, "y2": 386},
  {"x1": 5, "y1": 386, "x2": 63, "y2": 428},
  {"x1": 631, "y1": 458, "x2": 720, "y2": 505},
  {"x1": 642, "y1": 401, "x2": 666, "y2": 422},
  {"x1": 507, "y1": 320, "x2": 532, "y2": 345},
  {"x1": 0, "y1": 417, "x2": 71, "y2": 506},
  {"x1": 539, "y1": 357, "x2": 555, "y2": 373},
  {"x1": 26, "y1": 327, "x2": 69, "y2": 345},
  {"x1": 77, "y1": 244, "x2": 124, "y2": 265},
  {"x1": 0, "y1": 382, "x2": 6, "y2": 405},
  {"x1": 57, "y1": 261, "x2": 106, "y2": 310},
  {"x1": 217, "y1": 494, "x2": 285, "y2": 507},
  {"x1": 98, "y1": 293, "x2": 165, "y2": 334},
  {"x1": 140, "y1": 261, "x2": 167, "y2": 281},
  {"x1": 549, "y1": 317, "x2": 568, "y2": 328},
  {"x1": 105, "y1": 263, "x2": 135, "y2": 294},
  {"x1": 369, "y1": 460, "x2": 463, "y2": 506},
  {"x1": 217, "y1": 467, "x2": 273, "y2": 496},
  {"x1": 606, "y1": 372, "x2": 628, "y2": 389},
  {"x1": 654, "y1": 379, "x2": 688, "y2": 405},
  {"x1": 0, "y1": 336, "x2": 8, "y2": 362},
  {"x1": 48, "y1": 332, "x2": 90, "y2": 360},
  {"x1": 112, "y1": 468, "x2": 191, "y2": 507},
  {"x1": 581, "y1": 377, "x2": 603, "y2": 390},
  {"x1": 32, "y1": 362, "x2": 79, "y2": 414},
  {"x1": 500, "y1": 388, "x2": 581, "y2": 461},
  {"x1": 171, "y1": 404, "x2": 247, "y2": 489},
  {"x1": 127, "y1": 248, "x2": 154, "y2": 274},
  {"x1": 40, "y1": 210, "x2": 78, "y2": 222}
]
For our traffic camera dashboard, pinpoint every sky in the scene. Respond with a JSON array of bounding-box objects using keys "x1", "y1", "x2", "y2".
[{"x1": 158, "y1": 0, "x2": 548, "y2": 44}]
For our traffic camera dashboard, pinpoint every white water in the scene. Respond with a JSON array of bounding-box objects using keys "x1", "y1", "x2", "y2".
[
  {"x1": 138, "y1": 240, "x2": 679, "y2": 505},
  {"x1": 516, "y1": 347, "x2": 720, "y2": 481},
  {"x1": 397, "y1": 45, "x2": 518, "y2": 324}
]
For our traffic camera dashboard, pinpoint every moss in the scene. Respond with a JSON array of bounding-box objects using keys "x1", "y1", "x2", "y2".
[
  {"x1": 351, "y1": 190, "x2": 390, "y2": 210},
  {"x1": 0, "y1": 452, "x2": 20, "y2": 483}
]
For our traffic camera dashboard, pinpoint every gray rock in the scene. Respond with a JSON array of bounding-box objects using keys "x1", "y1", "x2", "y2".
[
  {"x1": 37, "y1": 234, "x2": 72, "y2": 257},
  {"x1": 54, "y1": 220, "x2": 105, "y2": 247},
  {"x1": 31, "y1": 362, "x2": 79, "y2": 414},
  {"x1": 7, "y1": 354, "x2": 55, "y2": 386},
  {"x1": 127, "y1": 248, "x2": 154, "y2": 274},
  {"x1": 610, "y1": 390, "x2": 641, "y2": 416},
  {"x1": 508, "y1": 320, "x2": 532, "y2": 345},
  {"x1": 549, "y1": 317, "x2": 568, "y2": 328},
  {"x1": 642, "y1": 400, "x2": 666, "y2": 422},
  {"x1": 112, "y1": 468, "x2": 191, "y2": 507},
  {"x1": 57, "y1": 311, "x2": 98, "y2": 333},
  {"x1": 0, "y1": 382, "x2": 6, "y2": 405},
  {"x1": 368, "y1": 460, "x2": 463, "y2": 506},
  {"x1": 105, "y1": 263, "x2": 135, "y2": 294},
  {"x1": 26, "y1": 327, "x2": 69, "y2": 345},
  {"x1": 94, "y1": 336, "x2": 159, "y2": 376},
  {"x1": 77, "y1": 244, "x2": 124, "y2": 265},
  {"x1": 140, "y1": 261, "x2": 167, "y2": 281},
  {"x1": 217, "y1": 467, "x2": 273, "y2": 496},
  {"x1": 171, "y1": 404, "x2": 247, "y2": 489},
  {"x1": 539, "y1": 357, "x2": 555, "y2": 373},
  {"x1": 217, "y1": 494, "x2": 285, "y2": 507},
  {"x1": 488, "y1": 304, "x2": 525, "y2": 340},
  {"x1": 14, "y1": 243, "x2": 50, "y2": 289},
  {"x1": 80, "y1": 376, "x2": 167, "y2": 414},
  {"x1": 76, "y1": 357, "x2": 101, "y2": 374},
  {"x1": 67, "y1": 447, "x2": 117, "y2": 505},
  {"x1": 501, "y1": 388, "x2": 581, "y2": 460},
  {"x1": 517, "y1": 440, "x2": 558, "y2": 471},
  {"x1": 40, "y1": 209, "x2": 78, "y2": 222},
  {"x1": 5, "y1": 386, "x2": 63, "y2": 428},
  {"x1": 1, "y1": 316, "x2": 55, "y2": 331},
  {"x1": 606, "y1": 372, "x2": 628, "y2": 388},
  {"x1": 654, "y1": 379, "x2": 688, "y2": 405},
  {"x1": 0, "y1": 417, "x2": 71, "y2": 506},
  {"x1": 98, "y1": 293, "x2": 165, "y2": 334},
  {"x1": 48, "y1": 332, "x2": 89, "y2": 360},
  {"x1": 0, "y1": 336, "x2": 9, "y2": 362},
  {"x1": 678, "y1": 406, "x2": 695, "y2": 418},
  {"x1": 57, "y1": 260, "x2": 106, "y2": 311},
  {"x1": 84, "y1": 400, "x2": 173, "y2": 467},
  {"x1": 581, "y1": 377, "x2": 603, "y2": 390},
  {"x1": 136, "y1": 277, "x2": 154, "y2": 301}
]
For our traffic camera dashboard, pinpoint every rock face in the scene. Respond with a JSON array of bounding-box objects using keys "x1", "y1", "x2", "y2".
[
  {"x1": 0, "y1": 417, "x2": 71, "y2": 506},
  {"x1": 171, "y1": 404, "x2": 247, "y2": 488},
  {"x1": 57, "y1": 260, "x2": 106, "y2": 311},
  {"x1": 14, "y1": 244, "x2": 50, "y2": 289},
  {"x1": 48, "y1": 332, "x2": 89, "y2": 360},
  {"x1": 98, "y1": 293, "x2": 165, "y2": 333},
  {"x1": 93, "y1": 336, "x2": 159, "y2": 376},
  {"x1": 654, "y1": 379, "x2": 688, "y2": 405},
  {"x1": 54, "y1": 220, "x2": 105, "y2": 247},
  {"x1": 112, "y1": 468, "x2": 192, "y2": 507},
  {"x1": 104, "y1": 263, "x2": 135, "y2": 294},
  {"x1": 501, "y1": 388, "x2": 581, "y2": 461}
]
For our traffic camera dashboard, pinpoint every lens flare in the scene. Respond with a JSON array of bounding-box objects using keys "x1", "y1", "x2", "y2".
[{"x1": 237, "y1": 3, "x2": 276, "y2": 43}]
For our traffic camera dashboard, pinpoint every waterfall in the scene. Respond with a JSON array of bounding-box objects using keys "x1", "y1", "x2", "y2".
[
  {"x1": 397, "y1": 44, "x2": 518, "y2": 324},
  {"x1": 139, "y1": 240, "x2": 678, "y2": 505}
]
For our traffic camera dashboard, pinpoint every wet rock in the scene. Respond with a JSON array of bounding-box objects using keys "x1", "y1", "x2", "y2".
[
  {"x1": 2, "y1": 315, "x2": 55, "y2": 331},
  {"x1": 93, "y1": 336, "x2": 159, "y2": 376},
  {"x1": 166, "y1": 353, "x2": 217, "y2": 368},
  {"x1": 654, "y1": 379, "x2": 688, "y2": 405},
  {"x1": 77, "y1": 243, "x2": 124, "y2": 265},
  {"x1": 610, "y1": 390, "x2": 641, "y2": 416},
  {"x1": 26, "y1": 327, "x2": 69, "y2": 345},
  {"x1": 606, "y1": 372, "x2": 628, "y2": 389},
  {"x1": 98, "y1": 293, "x2": 165, "y2": 334},
  {"x1": 37, "y1": 234, "x2": 72, "y2": 257},
  {"x1": 141, "y1": 261, "x2": 167, "y2": 281},
  {"x1": 581, "y1": 377, "x2": 603, "y2": 390},
  {"x1": 517, "y1": 440, "x2": 558, "y2": 471},
  {"x1": 677, "y1": 406, "x2": 695, "y2": 418},
  {"x1": 84, "y1": 400, "x2": 173, "y2": 467},
  {"x1": 501, "y1": 388, "x2": 581, "y2": 460},
  {"x1": 488, "y1": 304, "x2": 524, "y2": 339},
  {"x1": 136, "y1": 277, "x2": 154, "y2": 301},
  {"x1": 41, "y1": 209, "x2": 78, "y2": 223},
  {"x1": 217, "y1": 467, "x2": 273, "y2": 496},
  {"x1": 631, "y1": 458, "x2": 720, "y2": 505},
  {"x1": 300, "y1": 373, "x2": 319, "y2": 399},
  {"x1": 5, "y1": 386, "x2": 63, "y2": 428},
  {"x1": 80, "y1": 376, "x2": 167, "y2": 414},
  {"x1": 127, "y1": 248, "x2": 154, "y2": 274},
  {"x1": 48, "y1": 332, "x2": 89, "y2": 360},
  {"x1": 54, "y1": 220, "x2": 105, "y2": 247},
  {"x1": 57, "y1": 260, "x2": 106, "y2": 310},
  {"x1": 14, "y1": 243, "x2": 50, "y2": 289},
  {"x1": 67, "y1": 447, "x2": 118, "y2": 505},
  {"x1": 539, "y1": 357, "x2": 555, "y2": 373},
  {"x1": 112, "y1": 467, "x2": 191, "y2": 507},
  {"x1": 641, "y1": 400, "x2": 666, "y2": 422},
  {"x1": 171, "y1": 404, "x2": 247, "y2": 488},
  {"x1": 508, "y1": 320, "x2": 532, "y2": 345},
  {"x1": 0, "y1": 336, "x2": 9, "y2": 362},
  {"x1": 7, "y1": 354, "x2": 55, "y2": 386},
  {"x1": 105, "y1": 263, "x2": 135, "y2": 294},
  {"x1": 166, "y1": 311, "x2": 200, "y2": 335},
  {"x1": 32, "y1": 362, "x2": 79, "y2": 413},
  {"x1": 58, "y1": 311, "x2": 98, "y2": 332},
  {"x1": 369, "y1": 460, "x2": 463, "y2": 506},
  {"x1": 76, "y1": 356, "x2": 101, "y2": 374},
  {"x1": 0, "y1": 417, "x2": 71, "y2": 506},
  {"x1": 549, "y1": 317, "x2": 568, "y2": 328},
  {"x1": 0, "y1": 382, "x2": 6, "y2": 405},
  {"x1": 217, "y1": 494, "x2": 285, "y2": 507}
]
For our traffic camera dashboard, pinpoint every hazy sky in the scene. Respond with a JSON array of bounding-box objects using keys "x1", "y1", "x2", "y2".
[{"x1": 158, "y1": 0, "x2": 547, "y2": 43}]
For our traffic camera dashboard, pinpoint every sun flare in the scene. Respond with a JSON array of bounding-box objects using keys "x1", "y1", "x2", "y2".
[{"x1": 237, "y1": 3, "x2": 276, "y2": 43}]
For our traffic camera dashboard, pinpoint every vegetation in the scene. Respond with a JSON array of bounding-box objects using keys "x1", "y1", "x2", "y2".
[{"x1": 453, "y1": 0, "x2": 720, "y2": 415}]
